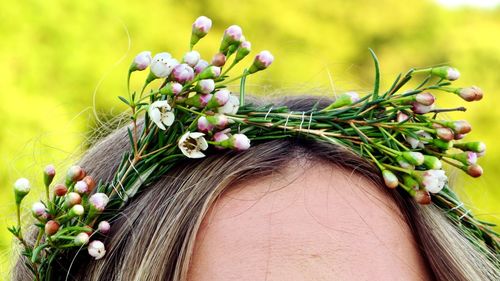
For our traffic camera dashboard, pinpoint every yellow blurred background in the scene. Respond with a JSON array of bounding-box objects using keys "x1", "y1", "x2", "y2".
[{"x1": 1, "y1": 0, "x2": 499, "y2": 277}]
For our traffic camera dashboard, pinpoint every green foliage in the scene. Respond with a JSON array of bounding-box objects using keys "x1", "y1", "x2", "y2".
[{"x1": 1, "y1": 0, "x2": 499, "y2": 277}]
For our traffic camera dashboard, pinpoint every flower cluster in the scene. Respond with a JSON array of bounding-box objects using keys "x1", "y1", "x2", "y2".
[
  {"x1": 128, "y1": 16, "x2": 273, "y2": 159},
  {"x1": 10, "y1": 16, "x2": 499, "y2": 281}
]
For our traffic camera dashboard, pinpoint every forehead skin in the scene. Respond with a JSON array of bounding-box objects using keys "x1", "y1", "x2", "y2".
[{"x1": 187, "y1": 160, "x2": 432, "y2": 281}]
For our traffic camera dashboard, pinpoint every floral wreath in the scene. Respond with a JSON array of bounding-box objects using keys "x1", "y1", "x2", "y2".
[{"x1": 10, "y1": 16, "x2": 499, "y2": 280}]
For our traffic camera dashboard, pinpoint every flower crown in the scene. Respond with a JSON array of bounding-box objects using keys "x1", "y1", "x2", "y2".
[{"x1": 10, "y1": 16, "x2": 499, "y2": 280}]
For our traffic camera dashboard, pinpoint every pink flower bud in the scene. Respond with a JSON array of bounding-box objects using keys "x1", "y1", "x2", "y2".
[
  {"x1": 232, "y1": 134, "x2": 251, "y2": 151},
  {"x1": 65, "y1": 192, "x2": 82, "y2": 207},
  {"x1": 466, "y1": 164, "x2": 483, "y2": 178},
  {"x1": 197, "y1": 66, "x2": 221, "y2": 79},
  {"x1": 160, "y1": 82, "x2": 183, "y2": 96},
  {"x1": 44, "y1": 164, "x2": 56, "y2": 187},
  {"x1": 454, "y1": 133, "x2": 465, "y2": 140},
  {"x1": 248, "y1": 50, "x2": 274, "y2": 74},
  {"x1": 45, "y1": 220, "x2": 59, "y2": 236},
  {"x1": 211, "y1": 52, "x2": 227, "y2": 67},
  {"x1": 382, "y1": 170, "x2": 398, "y2": 189},
  {"x1": 88, "y1": 240, "x2": 106, "y2": 260},
  {"x1": 235, "y1": 41, "x2": 252, "y2": 63},
  {"x1": 415, "y1": 92, "x2": 435, "y2": 106},
  {"x1": 411, "y1": 102, "x2": 434, "y2": 114},
  {"x1": 457, "y1": 86, "x2": 483, "y2": 102},
  {"x1": 171, "y1": 63, "x2": 195, "y2": 83},
  {"x1": 224, "y1": 25, "x2": 243, "y2": 42},
  {"x1": 194, "y1": 59, "x2": 209, "y2": 74},
  {"x1": 397, "y1": 112, "x2": 409, "y2": 123},
  {"x1": 436, "y1": 127, "x2": 454, "y2": 141},
  {"x1": 74, "y1": 180, "x2": 89, "y2": 194},
  {"x1": 192, "y1": 16, "x2": 212, "y2": 37},
  {"x1": 213, "y1": 131, "x2": 230, "y2": 150},
  {"x1": 89, "y1": 193, "x2": 109, "y2": 212},
  {"x1": 197, "y1": 116, "x2": 215, "y2": 133},
  {"x1": 414, "y1": 190, "x2": 431, "y2": 205},
  {"x1": 452, "y1": 151, "x2": 478, "y2": 165},
  {"x1": 66, "y1": 166, "x2": 86, "y2": 183},
  {"x1": 217, "y1": 88, "x2": 231, "y2": 103},
  {"x1": 131, "y1": 51, "x2": 152, "y2": 71},
  {"x1": 454, "y1": 141, "x2": 486, "y2": 153},
  {"x1": 195, "y1": 79, "x2": 215, "y2": 94},
  {"x1": 183, "y1": 51, "x2": 200, "y2": 67},
  {"x1": 32, "y1": 202, "x2": 47, "y2": 217},
  {"x1": 54, "y1": 183, "x2": 68, "y2": 196},
  {"x1": 74, "y1": 232, "x2": 89, "y2": 245},
  {"x1": 98, "y1": 221, "x2": 111, "y2": 234}
]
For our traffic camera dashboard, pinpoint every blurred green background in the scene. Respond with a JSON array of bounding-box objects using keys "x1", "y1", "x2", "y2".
[{"x1": 1, "y1": 0, "x2": 499, "y2": 277}]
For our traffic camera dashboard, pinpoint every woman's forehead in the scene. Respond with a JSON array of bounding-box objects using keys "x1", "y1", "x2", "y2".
[{"x1": 187, "y1": 161, "x2": 431, "y2": 280}]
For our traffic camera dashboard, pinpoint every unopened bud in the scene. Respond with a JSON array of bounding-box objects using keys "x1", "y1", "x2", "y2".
[
  {"x1": 88, "y1": 240, "x2": 106, "y2": 260},
  {"x1": 14, "y1": 178, "x2": 30, "y2": 204},
  {"x1": 443, "y1": 120, "x2": 471, "y2": 134},
  {"x1": 397, "y1": 112, "x2": 409, "y2": 123},
  {"x1": 43, "y1": 164, "x2": 56, "y2": 187},
  {"x1": 83, "y1": 176, "x2": 96, "y2": 193},
  {"x1": 402, "y1": 151, "x2": 425, "y2": 166},
  {"x1": 69, "y1": 204, "x2": 85, "y2": 217},
  {"x1": 32, "y1": 202, "x2": 47, "y2": 217},
  {"x1": 436, "y1": 127, "x2": 454, "y2": 141},
  {"x1": 454, "y1": 141, "x2": 486, "y2": 153},
  {"x1": 194, "y1": 59, "x2": 209, "y2": 74},
  {"x1": 211, "y1": 52, "x2": 227, "y2": 67},
  {"x1": 324, "y1": 92, "x2": 360, "y2": 110},
  {"x1": 456, "y1": 86, "x2": 483, "y2": 102},
  {"x1": 234, "y1": 41, "x2": 252, "y2": 63},
  {"x1": 197, "y1": 116, "x2": 215, "y2": 133},
  {"x1": 183, "y1": 51, "x2": 200, "y2": 67},
  {"x1": 423, "y1": 155, "x2": 442, "y2": 169},
  {"x1": 74, "y1": 181, "x2": 89, "y2": 194},
  {"x1": 191, "y1": 16, "x2": 212, "y2": 48},
  {"x1": 411, "y1": 102, "x2": 434, "y2": 114},
  {"x1": 414, "y1": 190, "x2": 431, "y2": 205},
  {"x1": 382, "y1": 170, "x2": 399, "y2": 189},
  {"x1": 248, "y1": 50, "x2": 274, "y2": 74},
  {"x1": 197, "y1": 66, "x2": 221, "y2": 79},
  {"x1": 65, "y1": 192, "x2": 82, "y2": 207},
  {"x1": 415, "y1": 92, "x2": 435, "y2": 106},
  {"x1": 66, "y1": 166, "x2": 86, "y2": 184},
  {"x1": 430, "y1": 66, "x2": 460, "y2": 81},
  {"x1": 45, "y1": 220, "x2": 60, "y2": 236},
  {"x1": 89, "y1": 193, "x2": 109, "y2": 212},
  {"x1": 431, "y1": 139, "x2": 454, "y2": 150},
  {"x1": 98, "y1": 221, "x2": 111, "y2": 234},
  {"x1": 159, "y1": 82, "x2": 183, "y2": 96},
  {"x1": 171, "y1": 63, "x2": 195, "y2": 83},
  {"x1": 130, "y1": 51, "x2": 152, "y2": 72},
  {"x1": 74, "y1": 232, "x2": 90, "y2": 246},
  {"x1": 451, "y1": 151, "x2": 478, "y2": 165},
  {"x1": 194, "y1": 79, "x2": 215, "y2": 94},
  {"x1": 466, "y1": 164, "x2": 483, "y2": 178},
  {"x1": 220, "y1": 25, "x2": 243, "y2": 53},
  {"x1": 54, "y1": 183, "x2": 68, "y2": 196}
]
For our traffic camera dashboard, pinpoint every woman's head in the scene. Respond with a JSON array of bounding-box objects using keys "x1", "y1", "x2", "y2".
[{"x1": 14, "y1": 96, "x2": 499, "y2": 281}]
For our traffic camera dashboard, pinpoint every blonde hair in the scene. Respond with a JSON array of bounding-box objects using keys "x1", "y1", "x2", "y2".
[{"x1": 14, "y1": 96, "x2": 499, "y2": 281}]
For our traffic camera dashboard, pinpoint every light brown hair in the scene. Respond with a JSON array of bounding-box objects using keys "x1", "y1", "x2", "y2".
[{"x1": 13, "y1": 96, "x2": 500, "y2": 281}]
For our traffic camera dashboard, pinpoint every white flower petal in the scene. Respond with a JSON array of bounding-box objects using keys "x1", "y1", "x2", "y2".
[
  {"x1": 198, "y1": 137, "x2": 209, "y2": 150},
  {"x1": 188, "y1": 150, "x2": 206, "y2": 158},
  {"x1": 190, "y1": 132, "x2": 205, "y2": 138},
  {"x1": 162, "y1": 112, "x2": 175, "y2": 126},
  {"x1": 148, "y1": 107, "x2": 166, "y2": 130}
]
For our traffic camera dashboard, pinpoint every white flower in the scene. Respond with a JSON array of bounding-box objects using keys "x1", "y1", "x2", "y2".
[
  {"x1": 217, "y1": 95, "x2": 239, "y2": 115},
  {"x1": 148, "y1": 101, "x2": 175, "y2": 130},
  {"x1": 32, "y1": 202, "x2": 46, "y2": 217},
  {"x1": 421, "y1": 170, "x2": 448, "y2": 194},
  {"x1": 178, "y1": 131, "x2": 209, "y2": 158},
  {"x1": 406, "y1": 130, "x2": 432, "y2": 149},
  {"x1": 88, "y1": 240, "x2": 106, "y2": 260},
  {"x1": 150, "y1": 52, "x2": 179, "y2": 78}
]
